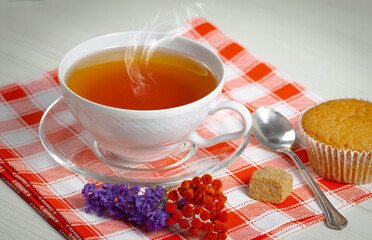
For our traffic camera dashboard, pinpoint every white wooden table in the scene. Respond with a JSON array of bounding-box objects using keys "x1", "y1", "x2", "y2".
[{"x1": 0, "y1": 1, "x2": 371, "y2": 239}]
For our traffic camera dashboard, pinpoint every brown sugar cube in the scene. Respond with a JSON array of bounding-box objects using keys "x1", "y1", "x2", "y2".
[{"x1": 249, "y1": 167, "x2": 293, "y2": 204}]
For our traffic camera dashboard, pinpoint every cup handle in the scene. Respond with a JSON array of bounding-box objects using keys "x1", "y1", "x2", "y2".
[{"x1": 186, "y1": 101, "x2": 252, "y2": 147}]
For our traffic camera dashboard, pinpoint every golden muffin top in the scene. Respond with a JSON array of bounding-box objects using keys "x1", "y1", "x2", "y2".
[{"x1": 301, "y1": 99, "x2": 372, "y2": 152}]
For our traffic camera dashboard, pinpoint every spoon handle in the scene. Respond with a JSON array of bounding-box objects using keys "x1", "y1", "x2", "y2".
[{"x1": 284, "y1": 150, "x2": 348, "y2": 230}]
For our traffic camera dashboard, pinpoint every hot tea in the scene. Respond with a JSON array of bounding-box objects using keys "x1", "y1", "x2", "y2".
[
  {"x1": 59, "y1": 32, "x2": 251, "y2": 161},
  {"x1": 66, "y1": 47, "x2": 217, "y2": 110}
]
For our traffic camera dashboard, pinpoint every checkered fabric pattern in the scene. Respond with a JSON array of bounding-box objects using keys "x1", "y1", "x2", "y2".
[{"x1": 0, "y1": 18, "x2": 371, "y2": 240}]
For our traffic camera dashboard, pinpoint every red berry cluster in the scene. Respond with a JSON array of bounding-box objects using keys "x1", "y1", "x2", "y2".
[{"x1": 165, "y1": 174, "x2": 228, "y2": 240}]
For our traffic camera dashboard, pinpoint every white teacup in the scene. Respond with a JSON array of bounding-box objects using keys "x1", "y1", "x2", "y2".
[{"x1": 59, "y1": 32, "x2": 252, "y2": 162}]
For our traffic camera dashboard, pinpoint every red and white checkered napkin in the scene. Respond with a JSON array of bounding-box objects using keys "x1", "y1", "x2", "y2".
[{"x1": 0, "y1": 18, "x2": 371, "y2": 240}]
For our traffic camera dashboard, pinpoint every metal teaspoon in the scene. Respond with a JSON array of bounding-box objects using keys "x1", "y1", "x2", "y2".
[{"x1": 252, "y1": 107, "x2": 348, "y2": 230}]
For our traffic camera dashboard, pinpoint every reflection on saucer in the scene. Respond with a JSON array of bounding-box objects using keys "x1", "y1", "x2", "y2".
[
  {"x1": 93, "y1": 140, "x2": 197, "y2": 170},
  {"x1": 39, "y1": 97, "x2": 251, "y2": 186}
]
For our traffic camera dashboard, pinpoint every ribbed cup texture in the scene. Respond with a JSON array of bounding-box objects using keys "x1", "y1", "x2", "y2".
[{"x1": 304, "y1": 133, "x2": 371, "y2": 184}]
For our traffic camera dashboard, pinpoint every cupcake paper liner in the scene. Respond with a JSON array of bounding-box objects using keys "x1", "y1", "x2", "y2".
[{"x1": 299, "y1": 98, "x2": 372, "y2": 185}]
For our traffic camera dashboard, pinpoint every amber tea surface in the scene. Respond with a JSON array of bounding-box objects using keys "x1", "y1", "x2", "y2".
[{"x1": 66, "y1": 47, "x2": 218, "y2": 110}]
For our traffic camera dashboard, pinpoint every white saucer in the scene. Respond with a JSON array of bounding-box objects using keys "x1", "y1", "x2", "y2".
[{"x1": 39, "y1": 97, "x2": 251, "y2": 186}]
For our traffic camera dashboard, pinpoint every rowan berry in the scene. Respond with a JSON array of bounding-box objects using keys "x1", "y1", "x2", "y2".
[
  {"x1": 212, "y1": 179, "x2": 222, "y2": 190},
  {"x1": 216, "y1": 201, "x2": 225, "y2": 212},
  {"x1": 210, "y1": 211, "x2": 218, "y2": 221},
  {"x1": 213, "y1": 222, "x2": 222, "y2": 232},
  {"x1": 171, "y1": 175, "x2": 229, "y2": 238},
  {"x1": 202, "y1": 222, "x2": 213, "y2": 233},
  {"x1": 188, "y1": 227, "x2": 200, "y2": 236},
  {"x1": 194, "y1": 190, "x2": 203, "y2": 202},
  {"x1": 184, "y1": 188, "x2": 194, "y2": 199},
  {"x1": 205, "y1": 202, "x2": 216, "y2": 212},
  {"x1": 206, "y1": 187, "x2": 215, "y2": 197},
  {"x1": 167, "y1": 217, "x2": 178, "y2": 226},
  {"x1": 204, "y1": 233, "x2": 217, "y2": 240},
  {"x1": 165, "y1": 202, "x2": 177, "y2": 214},
  {"x1": 179, "y1": 219, "x2": 190, "y2": 229},
  {"x1": 217, "y1": 232, "x2": 227, "y2": 240},
  {"x1": 197, "y1": 184, "x2": 208, "y2": 194},
  {"x1": 185, "y1": 198, "x2": 196, "y2": 205},
  {"x1": 168, "y1": 190, "x2": 179, "y2": 201},
  {"x1": 192, "y1": 176, "x2": 202, "y2": 186},
  {"x1": 220, "y1": 224, "x2": 229, "y2": 233},
  {"x1": 182, "y1": 204, "x2": 194, "y2": 218},
  {"x1": 218, "y1": 196, "x2": 227, "y2": 204},
  {"x1": 200, "y1": 210, "x2": 211, "y2": 221},
  {"x1": 181, "y1": 180, "x2": 191, "y2": 189},
  {"x1": 191, "y1": 218, "x2": 202, "y2": 229},
  {"x1": 217, "y1": 211, "x2": 228, "y2": 223},
  {"x1": 214, "y1": 190, "x2": 223, "y2": 199},
  {"x1": 201, "y1": 174, "x2": 213, "y2": 184},
  {"x1": 201, "y1": 195, "x2": 214, "y2": 204},
  {"x1": 194, "y1": 205, "x2": 203, "y2": 215},
  {"x1": 171, "y1": 209, "x2": 182, "y2": 221}
]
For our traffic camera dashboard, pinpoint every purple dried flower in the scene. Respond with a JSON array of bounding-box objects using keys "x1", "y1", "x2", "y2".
[
  {"x1": 147, "y1": 206, "x2": 170, "y2": 231},
  {"x1": 82, "y1": 182, "x2": 96, "y2": 194},
  {"x1": 135, "y1": 194, "x2": 153, "y2": 216},
  {"x1": 135, "y1": 185, "x2": 166, "y2": 217},
  {"x1": 81, "y1": 183, "x2": 107, "y2": 216},
  {"x1": 81, "y1": 183, "x2": 170, "y2": 231},
  {"x1": 130, "y1": 185, "x2": 141, "y2": 194}
]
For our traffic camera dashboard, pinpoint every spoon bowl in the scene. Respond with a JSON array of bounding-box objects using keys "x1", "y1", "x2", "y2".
[
  {"x1": 252, "y1": 107, "x2": 348, "y2": 230},
  {"x1": 252, "y1": 107, "x2": 295, "y2": 151}
]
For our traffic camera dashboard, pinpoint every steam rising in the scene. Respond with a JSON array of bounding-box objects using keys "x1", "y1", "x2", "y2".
[{"x1": 124, "y1": 1, "x2": 209, "y2": 98}]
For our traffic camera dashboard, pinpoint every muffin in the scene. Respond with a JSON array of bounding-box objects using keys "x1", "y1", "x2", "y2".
[{"x1": 299, "y1": 98, "x2": 372, "y2": 184}]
